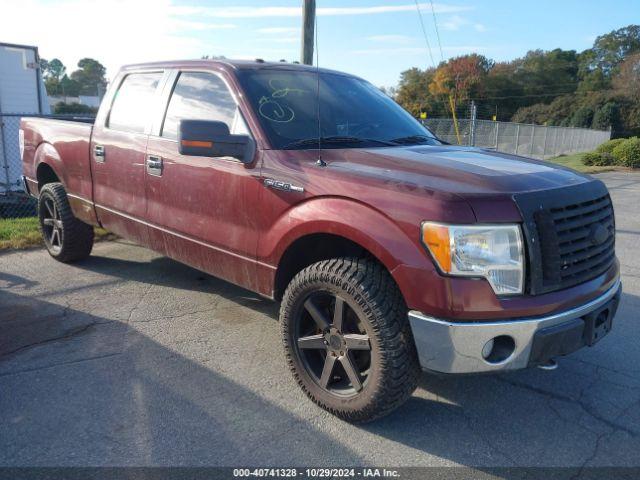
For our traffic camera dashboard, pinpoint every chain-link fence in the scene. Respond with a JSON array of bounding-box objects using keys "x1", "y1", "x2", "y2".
[
  {"x1": 1, "y1": 111, "x2": 612, "y2": 218},
  {"x1": 0, "y1": 113, "x2": 36, "y2": 218},
  {"x1": 0, "y1": 113, "x2": 95, "y2": 219},
  {"x1": 423, "y1": 118, "x2": 611, "y2": 160}
]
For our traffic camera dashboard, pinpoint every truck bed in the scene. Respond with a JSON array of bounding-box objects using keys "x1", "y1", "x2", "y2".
[{"x1": 21, "y1": 116, "x2": 95, "y2": 210}]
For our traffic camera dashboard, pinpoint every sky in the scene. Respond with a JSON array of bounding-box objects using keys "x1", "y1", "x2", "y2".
[{"x1": 1, "y1": 0, "x2": 638, "y2": 87}]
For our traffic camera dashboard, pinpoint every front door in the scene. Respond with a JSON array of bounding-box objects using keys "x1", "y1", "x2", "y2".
[
  {"x1": 144, "y1": 70, "x2": 263, "y2": 290},
  {"x1": 91, "y1": 70, "x2": 165, "y2": 245}
]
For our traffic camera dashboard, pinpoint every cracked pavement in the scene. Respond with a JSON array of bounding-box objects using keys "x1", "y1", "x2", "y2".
[{"x1": 0, "y1": 171, "x2": 639, "y2": 468}]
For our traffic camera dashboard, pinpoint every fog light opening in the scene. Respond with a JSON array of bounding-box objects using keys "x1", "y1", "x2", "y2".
[
  {"x1": 482, "y1": 335, "x2": 516, "y2": 364},
  {"x1": 595, "y1": 309, "x2": 609, "y2": 327}
]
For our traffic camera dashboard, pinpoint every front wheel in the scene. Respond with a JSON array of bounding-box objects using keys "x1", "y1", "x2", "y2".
[
  {"x1": 280, "y1": 257, "x2": 421, "y2": 422},
  {"x1": 38, "y1": 182, "x2": 94, "y2": 262}
]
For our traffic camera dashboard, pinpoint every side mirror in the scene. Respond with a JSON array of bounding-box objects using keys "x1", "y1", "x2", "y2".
[{"x1": 178, "y1": 119, "x2": 255, "y2": 164}]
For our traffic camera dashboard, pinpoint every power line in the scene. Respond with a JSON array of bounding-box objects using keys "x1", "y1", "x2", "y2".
[
  {"x1": 413, "y1": 0, "x2": 436, "y2": 69},
  {"x1": 428, "y1": 0, "x2": 445, "y2": 63},
  {"x1": 471, "y1": 87, "x2": 609, "y2": 100}
]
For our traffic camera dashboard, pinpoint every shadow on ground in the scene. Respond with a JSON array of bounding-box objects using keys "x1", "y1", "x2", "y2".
[{"x1": 1, "y1": 244, "x2": 640, "y2": 468}]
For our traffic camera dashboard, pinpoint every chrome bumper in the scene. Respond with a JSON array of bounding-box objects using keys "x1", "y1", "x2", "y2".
[{"x1": 408, "y1": 278, "x2": 621, "y2": 374}]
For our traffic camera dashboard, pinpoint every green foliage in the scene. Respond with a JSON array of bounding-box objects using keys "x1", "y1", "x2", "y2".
[
  {"x1": 547, "y1": 153, "x2": 615, "y2": 173},
  {"x1": 612, "y1": 137, "x2": 640, "y2": 167},
  {"x1": 0, "y1": 217, "x2": 41, "y2": 250},
  {"x1": 70, "y1": 58, "x2": 107, "y2": 95},
  {"x1": 0, "y1": 217, "x2": 111, "y2": 250},
  {"x1": 41, "y1": 57, "x2": 107, "y2": 97},
  {"x1": 60, "y1": 75, "x2": 81, "y2": 97},
  {"x1": 590, "y1": 25, "x2": 640, "y2": 73},
  {"x1": 516, "y1": 48, "x2": 579, "y2": 99},
  {"x1": 569, "y1": 106, "x2": 595, "y2": 127},
  {"x1": 511, "y1": 95, "x2": 576, "y2": 125},
  {"x1": 53, "y1": 102, "x2": 97, "y2": 115},
  {"x1": 583, "y1": 152, "x2": 614, "y2": 166},
  {"x1": 394, "y1": 24, "x2": 640, "y2": 137},
  {"x1": 41, "y1": 58, "x2": 68, "y2": 96},
  {"x1": 395, "y1": 67, "x2": 438, "y2": 117},
  {"x1": 592, "y1": 102, "x2": 619, "y2": 130},
  {"x1": 595, "y1": 138, "x2": 626, "y2": 154}
]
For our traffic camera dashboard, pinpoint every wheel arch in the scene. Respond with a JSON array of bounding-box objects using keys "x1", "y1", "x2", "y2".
[
  {"x1": 34, "y1": 142, "x2": 64, "y2": 191},
  {"x1": 267, "y1": 197, "x2": 429, "y2": 301},
  {"x1": 274, "y1": 233, "x2": 385, "y2": 301}
]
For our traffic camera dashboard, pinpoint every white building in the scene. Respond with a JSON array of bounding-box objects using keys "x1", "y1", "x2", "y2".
[{"x1": 0, "y1": 42, "x2": 50, "y2": 192}]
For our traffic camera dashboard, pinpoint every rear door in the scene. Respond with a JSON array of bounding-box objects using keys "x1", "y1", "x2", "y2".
[
  {"x1": 144, "y1": 69, "x2": 263, "y2": 290},
  {"x1": 91, "y1": 70, "x2": 166, "y2": 245}
]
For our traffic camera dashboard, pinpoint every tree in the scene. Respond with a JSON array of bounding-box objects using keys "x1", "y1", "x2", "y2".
[
  {"x1": 53, "y1": 101, "x2": 97, "y2": 115},
  {"x1": 569, "y1": 106, "x2": 595, "y2": 128},
  {"x1": 512, "y1": 95, "x2": 577, "y2": 125},
  {"x1": 590, "y1": 25, "x2": 640, "y2": 74},
  {"x1": 515, "y1": 49, "x2": 579, "y2": 100},
  {"x1": 40, "y1": 58, "x2": 67, "y2": 96},
  {"x1": 59, "y1": 75, "x2": 81, "y2": 97},
  {"x1": 484, "y1": 62, "x2": 525, "y2": 120},
  {"x1": 391, "y1": 24, "x2": 640, "y2": 137},
  {"x1": 613, "y1": 53, "x2": 640, "y2": 99},
  {"x1": 47, "y1": 59, "x2": 66, "y2": 81},
  {"x1": 395, "y1": 67, "x2": 436, "y2": 117},
  {"x1": 592, "y1": 102, "x2": 620, "y2": 130},
  {"x1": 70, "y1": 58, "x2": 107, "y2": 96},
  {"x1": 428, "y1": 54, "x2": 492, "y2": 111}
]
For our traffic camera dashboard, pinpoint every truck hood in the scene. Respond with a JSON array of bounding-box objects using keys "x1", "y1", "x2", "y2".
[{"x1": 326, "y1": 145, "x2": 590, "y2": 196}]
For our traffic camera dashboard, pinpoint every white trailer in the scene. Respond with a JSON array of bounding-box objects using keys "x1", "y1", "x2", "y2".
[{"x1": 0, "y1": 42, "x2": 50, "y2": 195}]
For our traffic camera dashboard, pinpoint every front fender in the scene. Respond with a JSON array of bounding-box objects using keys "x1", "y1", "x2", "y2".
[{"x1": 258, "y1": 196, "x2": 442, "y2": 305}]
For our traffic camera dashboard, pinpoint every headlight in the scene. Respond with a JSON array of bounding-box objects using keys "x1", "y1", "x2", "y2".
[{"x1": 421, "y1": 222, "x2": 524, "y2": 295}]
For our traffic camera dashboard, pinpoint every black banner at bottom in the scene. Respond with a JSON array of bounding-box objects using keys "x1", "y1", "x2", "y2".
[{"x1": 0, "y1": 467, "x2": 638, "y2": 480}]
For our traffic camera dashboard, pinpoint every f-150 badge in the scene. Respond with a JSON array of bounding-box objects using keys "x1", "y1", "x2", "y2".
[{"x1": 263, "y1": 178, "x2": 304, "y2": 193}]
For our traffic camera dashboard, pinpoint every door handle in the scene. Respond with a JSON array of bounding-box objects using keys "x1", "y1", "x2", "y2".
[
  {"x1": 146, "y1": 155, "x2": 163, "y2": 176},
  {"x1": 94, "y1": 145, "x2": 105, "y2": 162}
]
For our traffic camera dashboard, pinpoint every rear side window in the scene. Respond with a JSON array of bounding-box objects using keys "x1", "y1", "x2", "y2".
[
  {"x1": 108, "y1": 72, "x2": 163, "y2": 133},
  {"x1": 161, "y1": 72, "x2": 244, "y2": 140}
]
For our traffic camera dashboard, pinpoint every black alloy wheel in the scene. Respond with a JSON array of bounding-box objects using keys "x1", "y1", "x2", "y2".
[
  {"x1": 281, "y1": 257, "x2": 421, "y2": 422},
  {"x1": 38, "y1": 182, "x2": 94, "y2": 262},
  {"x1": 41, "y1": 194, "x2": 63, "y2": 254},
  {"x1": 295, "y1": 291, "x2": 372, "y2": 396}
]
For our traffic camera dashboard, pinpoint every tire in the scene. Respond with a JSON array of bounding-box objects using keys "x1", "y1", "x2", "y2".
[
  {"x1": 280, "y1": 257, "x2": 421, "y2": 422},
  {"x1": 38, "y1": 182, "x2": 94, "y2": 262}
]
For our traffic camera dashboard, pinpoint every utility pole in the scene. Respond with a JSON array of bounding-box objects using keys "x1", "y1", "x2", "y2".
[{"x1": 301, "y1": 0, "x2": 316, "y2": 65}]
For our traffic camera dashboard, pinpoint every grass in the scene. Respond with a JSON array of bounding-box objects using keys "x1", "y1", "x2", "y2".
[
  {"x1": 0, "y1": 217, "x2": 113, "y2": 251},
  {"x1": 0, "y1": 151, "x2": 623, "y2": 252},
  {"x1": 0, "y1": 217, "x2": 43, "y2": 250},
  {"x1": 546, "y1": 153, "x2": 620, "y2": 173}
]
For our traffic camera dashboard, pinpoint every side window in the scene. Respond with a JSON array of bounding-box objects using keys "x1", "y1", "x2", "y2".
[
  {"x1": 161, "y1": 72, "x2": 247, "y2": 140},
  {"x1": 108, "y1": 72, "x2": 163, "y2": 133}
]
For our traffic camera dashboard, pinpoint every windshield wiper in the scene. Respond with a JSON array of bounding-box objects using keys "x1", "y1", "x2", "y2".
[
  {"x1": 388, "y1": 134, "x2": 438, "y2": 145},
  {"x1": 283, "y1": 136, "x2": 395, "y2": 149}
]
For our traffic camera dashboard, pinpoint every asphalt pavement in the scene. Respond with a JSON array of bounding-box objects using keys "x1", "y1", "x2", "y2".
[{"x1": 1, "y1": 171, "x2": 639, "y2": 469}]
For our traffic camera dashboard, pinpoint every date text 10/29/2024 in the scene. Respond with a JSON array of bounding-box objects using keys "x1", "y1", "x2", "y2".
[{"x1": 233, "y1": 468, "x2": 400, "y2": 478}]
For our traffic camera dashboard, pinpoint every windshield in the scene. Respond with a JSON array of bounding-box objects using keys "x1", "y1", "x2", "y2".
[{"x1": 236, "y1": 69, "x2": 441, "y2": 150}]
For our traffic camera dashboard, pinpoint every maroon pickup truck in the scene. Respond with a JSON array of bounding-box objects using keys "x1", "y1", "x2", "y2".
[{"x1": 20, "y1": 59, "x2": 620, "y2": 421}]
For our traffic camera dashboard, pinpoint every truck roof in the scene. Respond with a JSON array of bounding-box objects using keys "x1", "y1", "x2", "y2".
[{"x1": 120, "y1": 58, "x2": 353, "y2": 77}]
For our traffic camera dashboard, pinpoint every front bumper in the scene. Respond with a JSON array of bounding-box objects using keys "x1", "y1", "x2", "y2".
[{"x1": 408, "y1": 278, "x2": 621, "y2": 374}]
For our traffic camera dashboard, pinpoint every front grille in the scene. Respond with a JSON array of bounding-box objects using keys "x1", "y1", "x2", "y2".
[{"x1": 514, "y1": 181, "x2": 616, "y2": 295}]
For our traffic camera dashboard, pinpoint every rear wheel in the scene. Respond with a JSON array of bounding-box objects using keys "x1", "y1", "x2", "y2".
[
  {"x1": 280, "y1": 257, "x2": 421, "y2": 422},
  {"x1": 38, "y1": 182, "x2": 94, "y2": 262}
]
